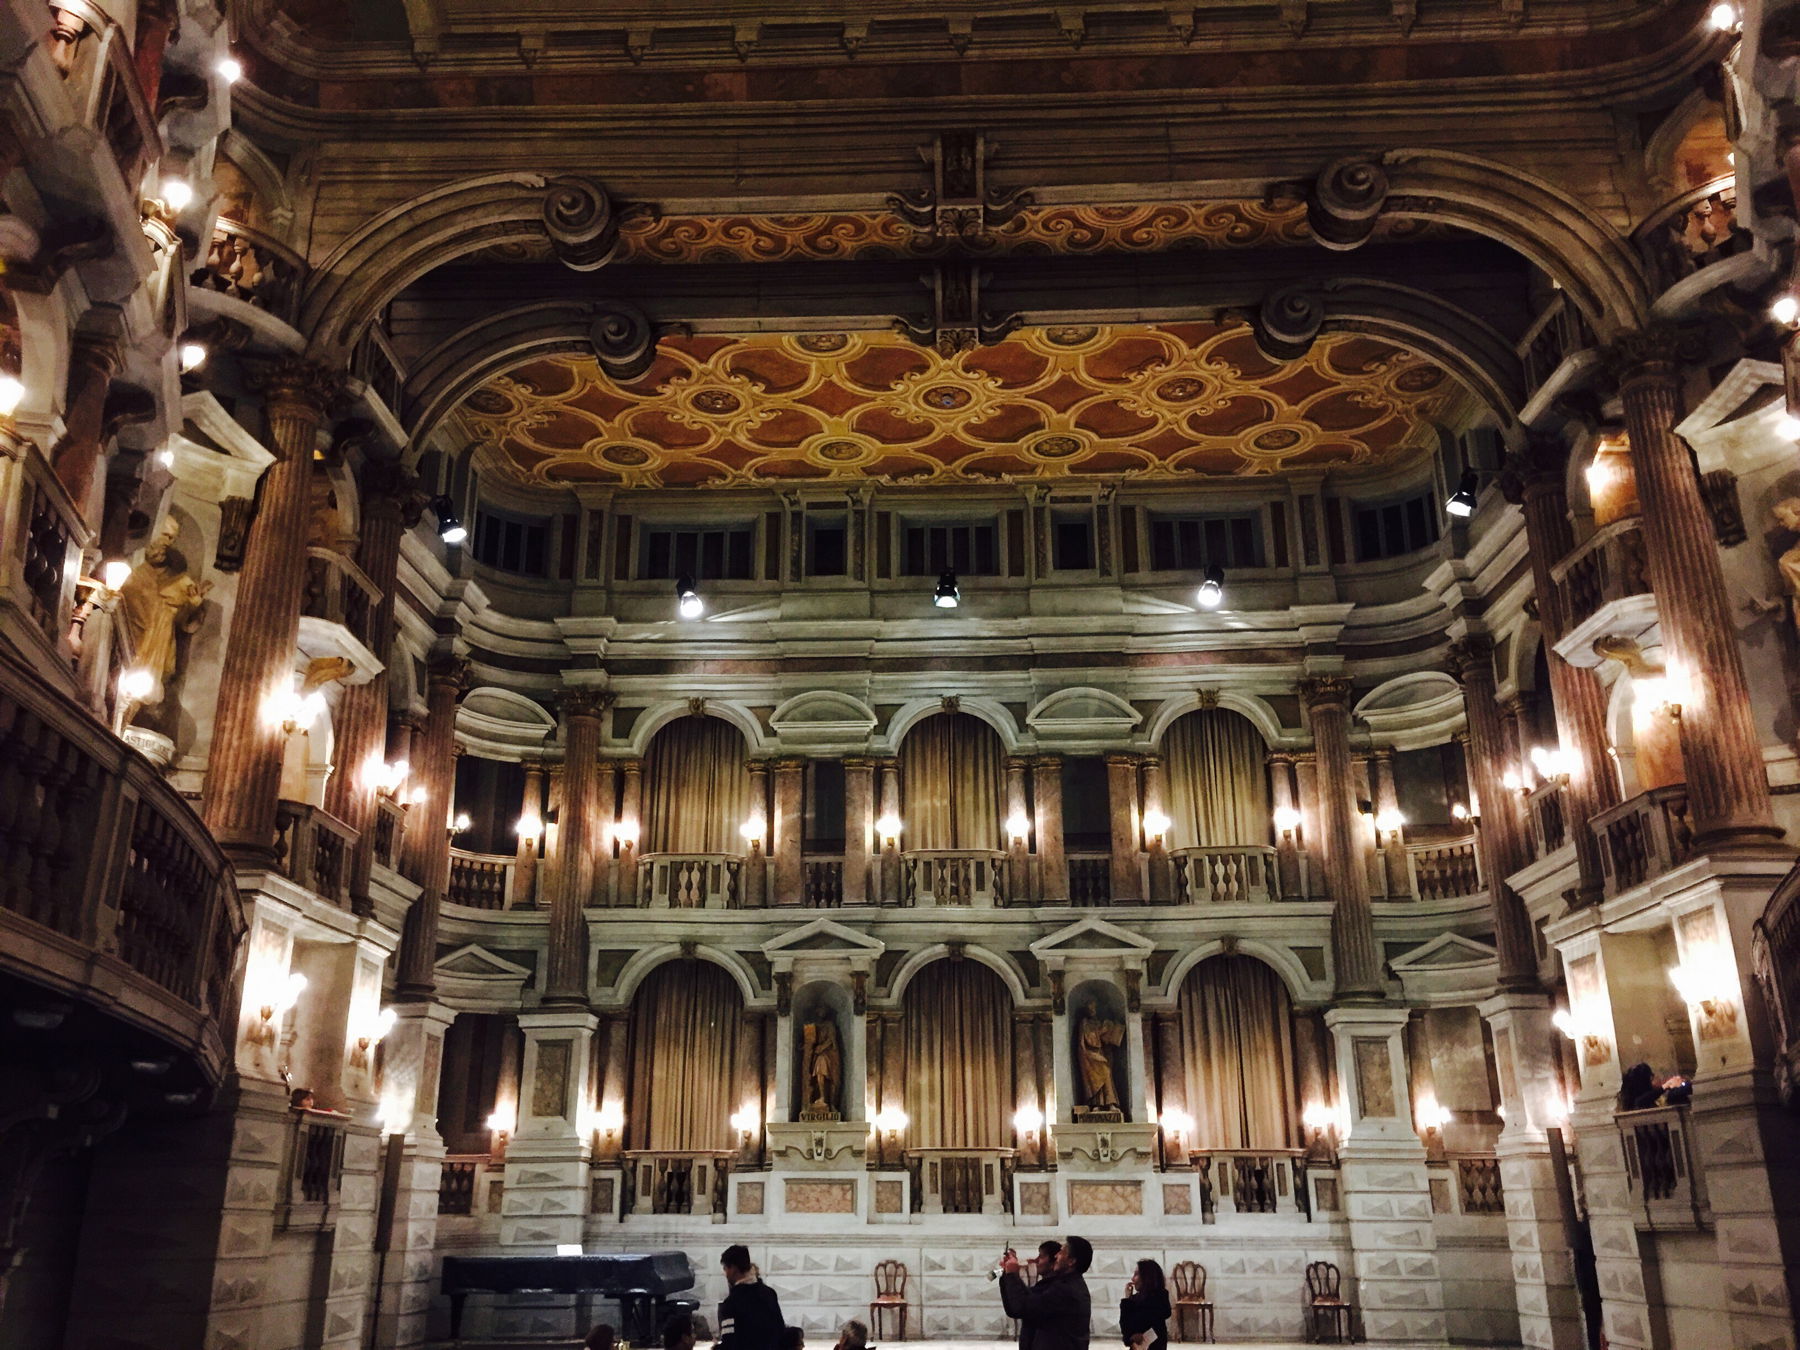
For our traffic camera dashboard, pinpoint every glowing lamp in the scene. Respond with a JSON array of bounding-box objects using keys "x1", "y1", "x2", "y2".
[
  {"x1": 0, "y1": 374, "x2": 25, "y2": 415},
  {"x1": 875, "y1": 813, "x2": 903, "y2": 843},
  {"x1": 159, "y1": 177, "x2": 194, "y2": 211},
  {"x1": 874, "y1": 1105, "x2": 909, "y2": 1136},
  {"x1": 118, "y1": 666, "x2": 155, "y2": 702},
  {"x1": 595, "y1": 1101, "x2": 625, "y2": 1135},
  {"x1": 178, "y1": 342, "x2": 208, "y2": 373},
  {"x1": 740, "y1": 815, "x2": 767, "y2": 846},
  {"x1": 487, "y1": 1104, "x2": 517, "y2": 1136},
  {"x1": 1374, "y1": 807, "x2": 1406, "y2": 835},
  {"x1": 1273, "y1": 805, "x2": 1302, "y2": 834},
  {"x1": 216, "y1": 54, "x2": 244, "y2": 83},
  {"x1": 675, "y1": 573, "x2": 704, "y2": 619},
  {"x1": 1005, "y1": 810, "x2": 1031, "y2": 843},
  {"x1": 1195, "y1": 565, "x2": 1225, "y2": 609},
  {"x1": 1773, "y1": 294, "x2": 1800, "y2": 326},
  {"x1": 1709, "y1": 1, "x2": 1739, "y2": 29},
  {"x1": 611, "y1": 819, "x2": 640, "y2": 849},
  {"x1": 1013, "y1": 1104, "x2": 1045, "y2": 1134},
  {"x1": 101, "y1": 558, "x2": 131, "y2": 592}
]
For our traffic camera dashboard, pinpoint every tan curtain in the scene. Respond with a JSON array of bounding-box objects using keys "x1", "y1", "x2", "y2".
[
  {"x1": 643, "y1": 716, "x2": 749, "y2": 853},
  {"x1": 903, "y1": 960, "x2": 1012, "y2": 1147},
  {"x1": 626, "y1": 960, "x2": 742, "y2": 1150},
  {"x1": 900, "y1": 712, "x2": 1004, "y2": 850},
  {"x1": 1178, "y1": 956, "x2": 1297, "y2": 1149},
  {"x1": 1163, "y1": 709, "x2": 1270, "y2": 849}
]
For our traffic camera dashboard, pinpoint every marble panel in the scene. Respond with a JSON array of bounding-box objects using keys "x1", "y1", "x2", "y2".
[
  {"x1": 786, "y1": 1180, "x2": 856, "y2": 1214},
  {"x1": 1067, "y1": 1180, "x2": 1142, "y2": 1215}
]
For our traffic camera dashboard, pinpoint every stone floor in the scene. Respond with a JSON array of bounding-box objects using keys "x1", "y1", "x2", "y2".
[{"x1": 435, "y1": 1338, "x2": 1468, "y2": 1349}]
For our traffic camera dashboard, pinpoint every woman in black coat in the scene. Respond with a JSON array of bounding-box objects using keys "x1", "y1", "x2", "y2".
[{"x1": 1119, "y1": 1260, "x2": 1170, "y2": 1350}]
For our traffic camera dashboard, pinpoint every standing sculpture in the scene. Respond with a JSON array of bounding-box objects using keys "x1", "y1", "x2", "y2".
[
  {"x1": 1074, "y1": 998, "x2": 1126, "y2": 1121},
  {"x1": 1769, "y1": 498, "x2": 1800, "y2": 632},
  {"x1": 800, "y1": 1013, "x2": 842, "y2": 1121},
  {"x1": 116, "y1": 521, "x2": 210, "y2": 719}
]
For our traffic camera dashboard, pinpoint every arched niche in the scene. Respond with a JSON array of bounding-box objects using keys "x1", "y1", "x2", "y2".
[
  {"x1": 1157, "y1": 706, "x2": 1272, "y2": 851},
  {"x1": 624, "y1": 957, "x2": 750, "y2": 1152},
  {"x1": 790, "y1": 979, "x2": 855, "y2": 1122},
  {"x1": 1067, "y1": 978, "x2": 1133, "y2": 1123},
  {"x1": 898, "y1": 958, "x2": 1016, "y2": 1148},
  {"x1": 897, "y1": 709, "x2": 1007, "y2": 851},
  {"x1": 882, "y1": 695, "x2": 1020, "y2": 753},
  {"x1": 625, "y1": 697, "x2": 767, "y2": 757},
  {"x1": 886, "y1": 942, "x2": 1030, "y2": 1006},
  {"x1": 1168, "y1": 954, "x2": 1301, "y2": 1151},
  {"x1": 641, "y1": 714, "x2": 754, "y2": 854}
]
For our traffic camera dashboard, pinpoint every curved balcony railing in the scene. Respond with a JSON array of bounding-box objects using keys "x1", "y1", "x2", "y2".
[
  {"x1": 191, "y1": 219, "x2": 307, "y2": 325},
  {"x1": 1172, "y1": 845, "x2": 1276, "y2": 904},
  {"x1": 0, "y1": 647, "x2": 243, "y2": 1071},
  {"x1": 448, "y1": 848, "x2": 512, "y2": 909},
  {"x1": 1551, "y1": 516, "x2": 1651, "y2": 635},
  {"x1": 275, "y1": 801, "x2": 356, "y2": 908},
  {"x1": 1518, "y1": 293, "x2": 1595, "y2": 402},
  {"x1": 1592, "y1": 786, "x2": 1693, "y2": 899},
  {"x1": 303, "y1": 548, "x2": 381, "y2": 652},
  {"x1": 902, "y1": 848, "x2": 1008, "y2": 906},
  {"x1": 640, "y1": 852, "x2": 743, "y2": 908},
  {"x1": 1406, "y1": 836, "x2": 1482, "y2": 900},
  {"x1": 1633, "y1": 177, "x2": 1747, "y2": 296}
]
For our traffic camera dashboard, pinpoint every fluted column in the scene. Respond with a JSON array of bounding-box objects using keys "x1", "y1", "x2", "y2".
[
  {"x1": 1449, "y1": 638, "x2": 1538, "y2": 989},
  {"x1": 1370, "y1": 749, "x2": 1407, "y2": 898},
  {"x1": 1294, "y1": 752, "x2": 1323, "y2": 897},
  {"x1": 1032, "y1": 755, "x2": 1068, "y2": 903},
  {"x1": 1501, "y1": 436, "x2": 1621, "y2": 903},
  {"x1": 395, "y1": 655, "x2": 468, "y2": 1001},
  {"x1": 202, "y1": 360, "x2": 342, "y2": 860},
  {"x1": 1299, "y1": 677, "x2": 1383, "y2": 998},
  {"x1": 49, "y1": 324, "x2": 122, "y2": 514},
  {"x1": 1608, "y1": 330, "x2": 1782, "y2": 846},
  {"x1": 1141, "y1": 752, "x2": 1173, "y2": 903},
  {"x1": 616, "y1": 758, "x2": 643, "y2": 907},
  {"x1": 515, "y1": 761, "x2": 545, "y2": 908},
  {"x1": 1105, "y1": 753, "x2": 1142, "y2": 903},
  {"x1": 545, "y1": 691, "x2": 607, "y2": 1003},
  {"x1": 327, "y1": 464, "x2": 423, "y2": 915},
  {"x1": 842, "y1": 757, "x2": 873, "y2": 906},
  {"x1": 1004, "y1": 756, "x2": 1032, "y2": 903},
  {"x1": 773, "y1": 757, "x2": 805, "y2": 906},
  {"x1": 1269, "y1": 752, "x2": 1303, "y2": 899}
]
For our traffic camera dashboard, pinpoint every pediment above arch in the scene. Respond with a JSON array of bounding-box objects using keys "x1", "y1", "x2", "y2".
[
  {"x1": 769, "y1": 690, "x2": 879, "y2": 747},
  {"x1": 1026, "y1": 687, "x2": 1141, "y2": 743}
]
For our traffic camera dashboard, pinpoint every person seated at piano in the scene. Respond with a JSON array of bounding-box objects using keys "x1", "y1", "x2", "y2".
[
  {"x1": 719, "y1": 1245, "x2": 785, "y2": 1350},
  {"x1": 586, "y1": 1324, "x2": 615, "y2": 1350},
  {"x1": 664, "y1": 1313, "x2": 697, "y2": 1350}
]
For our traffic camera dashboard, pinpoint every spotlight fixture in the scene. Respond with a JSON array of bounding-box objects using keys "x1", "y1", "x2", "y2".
[
  {"x1": 933, "y1": 569, "x2": 960, "y2": 608},
  {"x1": 430, "y1": 495, "x2": 467, "y2": 545},
  {"x1": 1196, "y1": 565, "x2": 1224, "y2": 609},
  {"x1": 1445, "y1": 469, "x2": 1480, "y2": 518},
  {"x1": 675, "y1": 574, "x2": 704, "y2": 619}
]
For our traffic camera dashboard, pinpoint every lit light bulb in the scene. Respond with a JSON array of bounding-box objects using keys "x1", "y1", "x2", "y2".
[
  {"x1": 0, "y1": 374, "x2": 25, "y2": 415},
  {"x1": 156, "y1": 447, "x2": 175, "y2": 468},
  {"x1": 739, "y1": 815, "x2": 767, "y2": 845},
  {"x1": 1196, "y1": 565, "x2": 1224, "y2": 609},
  {"x1": 370, "y1": 1006, "x2": 397, "y2": 1043},
  {"x1": 216, "y1": 54, "x2": 244, "y2": 84},
  {"x1": 1709, "y1": 0, "x2": 1739, "y2": 29},
  {"x1": 611, "y1": 819, "x2": 640, "y2": 848},
  {"x1": 1451, "y1": 802, "x2": 1471, "y2": 822},
  {"x1": 875, "y1": 812, "x2": 903, "y2": 841},
  {"x1": 595, "y1": 1101, "x2": 625, "y2": 1134},
  {"x1": 274, "y1": 970, "x2": 308, "y2": 1014},
  {"x1": 729, "y1": 1104, "x2": 761, "y2": 1136},
  {"x1": 118, "y1": 666, "x2": 155, "y2": 702},
  {"x1": 1772, "y1": 294, "x2": 1799, "y2": 326},
  {"x1": 1272, "y1": 805, "x2": 1302, "y2": 833},
  {"x1": 515, "y1": 813, "x2": 544, "y2": 841},
  {"x1": 1013, "y1": 1104, "x2": 1045, "y2": 1134},
  {"x1": 451, "y1": 812, "x2": 473, "y2": 834},
  {"x1": 1777, "y1": 414, "x2": 1800, "y2": 442},
  {"x1": 675, "y1": 574, "x2": 703, "y2": 619},
  {"x1": 1551, "y1": 1008, "x2": 1577, "y2": 1040},
  {"x1": 160, "y1": 177, "x2": 194, "y2": 211},
  {"x1": 101, "y1": 558, "x2": 131, "y2": 591},
  {"x1": 486, "y1": 1104, "x2": 518, "y2": 1135},
  {"x1": 874, "y1": 1105, "x2": 909, "y2": 1134},
  {"x1": 1005, "y1": 810, "x2": 1032, "y2": 842},
  {"x1": 1141, "y1": 808, "x2": 1171, "y2": 841},
  {"x1": 1374, "y1": 807, "x2": 1406, "y2": 834},
  {"x1": 179, "y1": 342, "x2": 208, "y2": 373}
]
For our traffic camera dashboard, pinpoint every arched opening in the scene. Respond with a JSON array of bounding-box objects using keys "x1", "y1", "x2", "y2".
[
  {"x1": 643, "y1": 715, "x2": 751, "y2": 853},
  {"x1": 899, "y1": 711, "x2": 1005, "y2": 850},
  {"x1": 1160, "y1": 707, "x2": 1271, "y2": 849},
  {"x1": 1175, "y1": 955, "x2": 1298, "y2": 1150},
  {"x1": 901, "y1": 959, "x2": 1013, "y2": 1148},
  {"x1": 435, "y1": 1012, "x2": 522, "y2": 1155},
  {"x1": 625, "y1": 959, "x2": 746, "y2": 1151}
]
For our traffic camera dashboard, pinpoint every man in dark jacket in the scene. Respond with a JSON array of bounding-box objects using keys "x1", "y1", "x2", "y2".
[
  {"x1": 999, "y1": 1235, "x2": 1093, "y2": 1350},
  {"x1": 718, "y1": 1245, "x2": 785, "y2": 1350}
]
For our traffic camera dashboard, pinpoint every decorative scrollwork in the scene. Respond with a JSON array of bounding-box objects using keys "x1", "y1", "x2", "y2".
[
  {"x1": 1307, "y1": 156, "x2": 1390, "y2": 252},
  {"x1": 588, "y1": 302, "x2": 655, "y2": 382},
  {"x1": 542, "y1": 177, "x2": 619, "y2": 272},
  {"x1": 1253, "y1": 286, "x2": 1324, "y2": 361}
]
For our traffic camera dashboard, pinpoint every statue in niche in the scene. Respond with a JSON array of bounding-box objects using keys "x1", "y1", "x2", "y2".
[
  {"x1": 1073, "y1": 998, "x2": 1126, "y2": 1122},
  {"x1": 799, "y1": 1013, "x2": 842, "y2": 1122},
  {"x1": 116, "y1": 520, "x2": 210, "y2": 720},
  {"x1": 1761, "y1": 498, "x2": 1800, "y2": 632}
]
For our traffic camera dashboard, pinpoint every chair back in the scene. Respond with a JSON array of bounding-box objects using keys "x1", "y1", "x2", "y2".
[
  {"x1": 874, "y1": 1259, "x2": 908, "y2": 1299},
  {"x1": 1306, "y1": 1260, "x2": 1342, "y2": 1303},
  {"x1": 1171, "y1": 1260, "x2": 1206, "y2": 1302}
]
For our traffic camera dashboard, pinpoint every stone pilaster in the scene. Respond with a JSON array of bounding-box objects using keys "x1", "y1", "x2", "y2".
[
  {"x1": 1300, "y1": 677, "x2": 1383, "y2": 997},
  {"x1": 503, "y1": 1010, "x2": 599, "y2": 1249},
  {"x1": 328, "y1": 463, "x2": 425, "y2": 916},
  {"x1": 515, "y1": 760, "x2": 545, "y2": 907},
  {"x1": 48, "y1": 320, "x2": 122, "y2": 514},
  {"x1": 1004, "y1": 755, "x2": 1033, "y2": 903},
  {"x1": 202, "y1": 360, "x2": 343, "y2": 861},
  {"x1": 1369, "y1": 748, "x2": 1407, "y2": 898},
  {"x1": 1606, "y1": 329, "x2": 1783, "y2": 847},
  {"x1": 394, "y1": 656, "x2": 467, "y2": 1001},
  {"x1": 1105, "y1": 752, "x2": 1142, "y2": 903},
  {"x1": 1032, "y1": 754, "x2": 1068, "y2": 903},
  {"x1": 877, "y1": 757, "x2": 902, "y2": 904},
  {"x1": 1501, "y1": 436, "x2": 1620, "y2": 904},
  {"x1": 1325, "y1": 1003, "x2": 1447, "y2": 1342},
  {"x1": 1449, "y1": 637, "x2": 1538, "y2": 989},
  {"x1": 546, "y1": 691, "x2": 607, "y2": 1002},
  {"x1": 843, "y1": 756, "x2": 874, "y2": 905},
  {"x1": 1294, "y1": 751, "x2": 1324, "y2": 897},
  {"x1": 369, "y1": 1002, "x2": 455, "y2": 1348},
  {"x1": 1269, "y1": 752, "x2": 1303, "y2": 899},
  {"x1": 773, "y1": 756, "x2": 805, "y2": 905},
  {"x1": 615, "y1": 757, "x2": 642, "y2": 906},
  {"x1": 1141, "y1": 752, "x2": 1173, "y2": 903}
]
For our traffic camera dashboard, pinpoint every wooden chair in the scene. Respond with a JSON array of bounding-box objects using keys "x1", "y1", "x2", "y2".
[
  {"x1": 1170, "y1": 1261, "x2": 1215, "y2": 1344},
  {"x1": 1304, "y1": 1260, "x2": 1354, "y2": 1344},
  {"x1": 870, "y1": 1259, "x2": 908, "y2": 1341}
]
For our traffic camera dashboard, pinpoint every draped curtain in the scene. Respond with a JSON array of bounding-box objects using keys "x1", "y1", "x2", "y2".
[
  {"x1": 903, "y1": 960, "x2": 1013, "y2": 1147},
  {"x1": 626, "y1": 960, "x2": 742, "y2": 1150},
  {"x1": 900, "y1": 712, "x2": 1004, "y2": 850},
  {"x1": 1177, "y1": 956, "x2": 1297, "y2": 1149},
  {"x1": 644, "y1": 716, "x2": 750, "y2": 853},
  {"x1": 1163, "y1": 709, "x2": 1270, "y2": 849}
]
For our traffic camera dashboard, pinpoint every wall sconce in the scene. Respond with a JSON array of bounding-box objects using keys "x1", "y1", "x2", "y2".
[
  {"x1": 99, "y1": 558, "x2": 131, "y2": 593},
  {"x1": 1301, "y1": 1100, "x2": 1344, "y2": 1162},
  {"x1": 487, "y1": 1103, "x2": 517, "y2": 1158},
  {"x1": 729, "y1": 1104, "x2": 761, "y2": 1148},
  {"x1": 377, "y1": 1095, "x2": 414, "y2": 1136},
  {"x1": 1670, "y1": 953, "x2": 1741, "y2": 1039},
  {"x1": 1450, "y1": 802, "x2": 1479, "y2": 829},
  {"x1": 611, "y1": 819, "x2": 640, "y2": 851},
  {"x1": 1415, "y1": 1095, "x2": 1452, "y2": 1159},
  {"x1": 873, "y1": 1105, "x2": 909, "y2": 1140},
  {"x1": 263, "y1": 684, "x2": 326, "y2": 737},
  {"x1": 515, "y1": 813, "x2": 544, "y2": 845},
  {"x1": 1013, "y1": 1104, "x2": 1045, "y2": 1139},
  {"x1": 1373, "y1": 807, "x2": 1406, "y2": 840},
  {"x1": 448, "y1": 812, "x2": 473, "y2": 837},
  {"x1": 1005, "y1": 811, "x2": 1032, "y2": 845},
  {"x1": 351, "y1": 1005, "x2": 396, "y2": 1070},
  {"x1": 250, "y1": 971, "x2": 308, "y2": 1052},
  {"x1": 1552, "y1": 1003, "x2": 1613, "y2": 1064},
  {"x1": 1272, "y1": 805, "x2": 1302, "y2": 838},
  {"x1": 1633, "y1": 668, "x2": 1689, "y2": 722},
  {"x1": 595, "y1": 1101, "x2": 625, "y2": 1138},
  {"x1": 117, "y1": 666, "x2": 155, "y2": 704},
  {"x1": 1157, "y1": 1107, "x2": 1192, "y2": 1151},
  {"x1": 1529, "y1": 746, "x2": 1575, "y2": 786},
  {"x1": 740, "y1": 815, "x2": 767, "y2": 849},
  {"x1": 875, "y1": 813, "x2": 903, "y2": 846},
  {"x1": 369, "y1": 757, "x2": 410, "y2": 797},
  {"x1": 0, "y1": 373, "x2": 25, "y2": 417},
  {"x1": 1500, "y1": 766, "x2": 1533, "y2": 798},
  {"x1": 406, "y1": 783, "x2": 430, "y2": 807},
  {"x1": 1141, "y1": 809, "x2": 1171, "y2": 846}
]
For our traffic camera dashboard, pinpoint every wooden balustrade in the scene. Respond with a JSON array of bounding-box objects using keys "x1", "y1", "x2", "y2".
[
  {"x1": 622, "y1": 1150, "x2": 734, "y2": 1217},
  {"x1": 1406, "y1": 836, "x2": 1481, "y2": 900},
  {"x1": 353, "y1": 328, "x2": 407, "y2": 416},
  {"x1": 372, "y1": 796, "x2": 407, "y2": 870},
  {"x1": 20, "y1": 452, "x2": 82, "y2": 646},
  {"x1": 448, "y1": 848, "x2": 512, "y2": 909},
  {"x1": 1550, "y1": 517, "x2": 1651, "y2": 635},
  {"x1": 1618, "y1": 1104, "x2": 1708, "y2": 1230},
  {"x1": 303, "y1": 547, "x2": 381, "y2": 651},
  {"x1": 1592, "y1": 786, "x2": 1694, "y2": 899},
  {"x1": 1068, "y1": 852, "x2": 1110, "y2": 906},
  {"x1": 905, "y1": 1147, "x2": 1014, "y2": 1215},
  {"x1": 1517, "y1": 293, "x2": 1595, "y2": 400},
  {"x1": 803, "y1": 856, "x2": 844, "y2": 907},
  {"x1": 1454, "y1": 1154, "x2": 1505, "y2": 1215},
  {"x1": 640, "y1": 852, "x2": 743, "y2": 908},
  {"x1": 1191, "y1": 1149, "x2": 1307, "y2": 1218},
  {"x1": 281, "y1": 1109, "x2": 348, "y2": 1231},
  {"x1": 439, "y1": 1157, "x2": 480, "y2": 1215},
  {"x1": 1634, "y1": 178, "x2": 1745, "y2": 294},
  {"x1": 0, "y1": 647, "x2": 241, "y2": 1041},
  {"x1": 1524, "y1": 784, "x2": 1567, "y2": 859},
  {"x1": 275, "y1": 801, "x2": 357, "y2": 907},
  {"x1": 902, "y1": 849, "x2": 1007, "y2": 906},
  {"x1": 1172, "y1": 846, "x2": 1276, "y2": 904},
  {"x1": 81, "y1": 26, "x2": 161, "y2": 194},
  {"x1": 191, "y1": 220, "x2": 306, "y2": 322}
]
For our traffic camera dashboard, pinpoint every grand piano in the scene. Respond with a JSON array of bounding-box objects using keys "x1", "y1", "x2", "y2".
[{"x1": 441, "y1": 1249, "x2": 697, "y2": 1343}]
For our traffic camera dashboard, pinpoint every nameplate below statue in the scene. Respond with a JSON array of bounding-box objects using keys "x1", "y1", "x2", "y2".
[
  {"x1": 1073, "y1": 1107, "x2": 1125, "y2": 1124},
  {"x1": 798, "y1": 1105, "x2": 842, "y2": 1123}
]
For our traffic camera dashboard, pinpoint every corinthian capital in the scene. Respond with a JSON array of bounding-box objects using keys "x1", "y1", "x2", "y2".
[
  {"x1": 1444, "y1": 636, "x2": 1495, "y2": 684},
  {"x1": 1297, "y1": 675, "x2": 1354, "y2": 710},
  {"x1": 426, "y1": 653, "x2": 473, "y2": 697},
  {"x1": 561, "y1": 687, "x2": 614, "y2": 721},
  {"x1": 248, "y1": 357, "x2": 345, "y2": 421},
  {"x1": 1498, "y1": 432, "x2": 1570, "y2": 506},
  {"x1": 1598, "y1": 323, "x2": 1703, "y2": 390}
]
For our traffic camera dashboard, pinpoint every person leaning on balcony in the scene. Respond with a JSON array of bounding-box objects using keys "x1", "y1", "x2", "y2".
[
  {"x1": 999, "y1": 1234, "x2": 1093, "y2": 1350},
  {"x1": 718, "y1": 1244, "x2": 785, "y2": 1350}
]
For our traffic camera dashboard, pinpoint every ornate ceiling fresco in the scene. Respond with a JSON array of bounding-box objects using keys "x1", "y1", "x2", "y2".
[{"x1": 457, "y1": 323, "x2": 1463, "y2": 490}]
